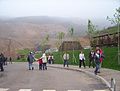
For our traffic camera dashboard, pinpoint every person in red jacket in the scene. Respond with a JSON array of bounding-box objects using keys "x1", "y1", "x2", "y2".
[
  {"x1": 95, "y1": 47, "x2": 104, "y2": 73},
  {"x1": 37, "y1": 58, "x2": 43, "y2": 70},
  {"x1": 99, "y1": 48, "x2": 104, "y2": 73}
]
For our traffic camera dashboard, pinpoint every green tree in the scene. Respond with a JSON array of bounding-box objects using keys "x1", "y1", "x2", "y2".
[
  {"x1": 69, "y1": 27, "x2": 74, "y2": 37},
  {"x1": 55, "y1": 32, "x2": 64, "y2": 51},
  {"x1": 41, "y1": 34, "x2": 50, "y2": 52},
  {"x1": 45, "y1": 34, "x2": 50, "y2": 42},
  {"x1": 87, "y1": 19, "x2": 97, "y2": 46},
  {"x1": 87, "y1": 20, "x2": 96, "y2": 36},
  {"x1": 55, "y1": 41, "x2": 60, "y2": 50},
  {"x1": 56, "y1": 32, "x2": 65, "y2": 61},
  {"x1": 69, "y1": 27, "x2": 77, "y2": 64},
  {"x1": 58, "y1": 32, "x2": 65, "y2": 45}
]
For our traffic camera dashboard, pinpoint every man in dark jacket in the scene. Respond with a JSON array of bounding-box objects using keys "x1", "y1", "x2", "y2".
[
  {"x1": 27, "y1": 52, "x2": 35, "y2": 70},
  {"x1": 0, "y1": 53, "x2": 4, "y2": 71},
  {"x1": 89, "y1": 50, "x2": 95, "y2": 68},
  {"x1": 94, "y1": 50, "x2": 100, "y2": 75}
]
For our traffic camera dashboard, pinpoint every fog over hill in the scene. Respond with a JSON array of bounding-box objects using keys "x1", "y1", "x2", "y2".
[{"x1": 0, "y1": 16, "x2": 111, "y2": 50}]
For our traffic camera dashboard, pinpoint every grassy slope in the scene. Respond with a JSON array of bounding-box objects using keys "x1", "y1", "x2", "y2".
[
  {"x1": 101, "y1": 26, "x2": 118, "y2": 34},
  {"x1": 93, "y1": 26, "x2": 118, "y2": 37},
  {"x1": 53, "y1": 47, "x2": 120, "y2": 71},
  {"x1": 102, "y1": 47, "x2": 120, "y2": 70}
]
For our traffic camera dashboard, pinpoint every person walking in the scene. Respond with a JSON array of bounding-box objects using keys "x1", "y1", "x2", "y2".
[
  {"x1": 48, "y1": 54, "x2": 52, "y2": 64},
  {"x1": 41, "y1": 53, "x2": 47, "y2": 70},
  {"x1": 79, "y1": 51, "x2": 86, "y2": 68},
  {"x1": 63, "y1": 52, "x2": 69, "y2": 67},
  {"x1": 4, "y1": 57, "x2": 8, "y2": 65},
  {"x1": 89, "y1": 50, "x2": 95, "y2": 68},
  {"x1": 9, "y1": 57, "x2": 12, "y2": 64},
  {"x1": 2, "y1": 55, "x2": 6, "y2": 65},
  {"x1": 0, "y1": 53, "x2": 4, "y2": 71},
  {"x1": 51, "y1": 54, "x2": 54, "y2": 64},
  {"x1": 94, "y1": 49, "x2": 101, "y2": 75},
  {"x1": 37, "y1": 58, "x2": 43, "y2": 70},
  {"x1": 27, "y1": 52, "x2": 35, "y2": 70},
  {"x1": 98, "y1": 48, "x2": 104, "y2": 73}
]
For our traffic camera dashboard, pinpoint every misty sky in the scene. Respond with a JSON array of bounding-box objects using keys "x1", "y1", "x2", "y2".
[{"x1": 0, "y1": 0, "x2": 119, "y2": 20}]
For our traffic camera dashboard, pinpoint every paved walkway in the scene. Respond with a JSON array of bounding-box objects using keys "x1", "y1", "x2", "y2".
[
  {"x1": 48, "y1": 64, "x2": 120, "y2": 91},
  {"x1": 0, "y1": 62, "x2": 109, "y2": 91}
]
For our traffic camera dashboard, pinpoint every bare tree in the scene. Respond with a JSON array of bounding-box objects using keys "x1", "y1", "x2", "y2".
[
  {"x1": 58, "y1": 32, "x2": 65, "y2": 45},
  {"x1": 55, "y1": 32, "x2": 65, "y2": 61},
  {"x1": 107, "y1": 7, "x2": 120, "y2": 64},
  {"x1": 41, "y1": 34, "x2": 50, "y2": 52}
]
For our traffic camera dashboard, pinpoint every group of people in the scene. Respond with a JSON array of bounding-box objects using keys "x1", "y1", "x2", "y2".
[
  {"x1": 27, "y1": 47, "x2": 104, "y2": 75},
  {"x1": 27, "y1": 52, "x2": 54, "y2": 70},
  {"x1": 0, "y1": 53, "x2": 12, "y2": 72},
  {"x1": 63, "y1": 47, "x2": 104, "y2": 75},
  {"x1": 48, "y1": 54, "x2": 54, "y2": 64},
  {"x1": 62, "y1": 51, "x2": 86, "y2": 68},
  {"x1": 88, "y1": 47, "x2": 104, "y2": 75}
]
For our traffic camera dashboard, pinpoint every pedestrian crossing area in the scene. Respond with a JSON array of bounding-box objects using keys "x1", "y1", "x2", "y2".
[
  {"x1": 0, "y1": 88, "x2": 9, "y2": 91},
  {"x1": 18, "y1": 89, "x2": 32, "y2": 91},
  {"x1": 0, "y1": 88, "x2": 109, "y2": 91}
]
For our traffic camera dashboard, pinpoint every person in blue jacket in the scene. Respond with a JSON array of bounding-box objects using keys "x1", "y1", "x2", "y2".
[{"x1": 27, "y1": 52, "x2": 35, "y2": 70}]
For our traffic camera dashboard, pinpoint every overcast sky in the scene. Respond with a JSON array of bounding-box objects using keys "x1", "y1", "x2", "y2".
[{"x1": 0, "y1": 0, "x2": 119, "y2": 20}]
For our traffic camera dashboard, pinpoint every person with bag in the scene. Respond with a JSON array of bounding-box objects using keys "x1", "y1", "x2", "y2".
[
  {"x1": 27, "y1": 52, "x2": 35, "y2": 70},
  {"x1": 94, "y1": 49, "x2": 101, "y2": 75},
  {"x1": 41, "y1": 53, "x2": 47, "y2": 70}
]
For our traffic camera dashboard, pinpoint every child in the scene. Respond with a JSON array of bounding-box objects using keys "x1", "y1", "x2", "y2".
[{"x1": 37, "y1": 58, "x2": 43, "y2": 70}]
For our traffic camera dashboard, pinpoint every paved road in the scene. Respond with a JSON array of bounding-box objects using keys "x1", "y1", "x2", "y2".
[{"x1": 0, "y1": 62, "x2": 109, "y2": 91}]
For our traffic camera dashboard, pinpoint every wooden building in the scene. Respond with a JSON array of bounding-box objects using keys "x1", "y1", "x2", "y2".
[
  {"x1": 91, "y1": 32, "x2": 119, "y2": 47},
  {"x1": 59, "y1": 41, "x2": 82, "y2": 51}
]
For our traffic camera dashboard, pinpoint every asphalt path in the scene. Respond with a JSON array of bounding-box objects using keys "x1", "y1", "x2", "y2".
[{"x1": 0, "y1": 62, "x2": 109, "y2": 91}]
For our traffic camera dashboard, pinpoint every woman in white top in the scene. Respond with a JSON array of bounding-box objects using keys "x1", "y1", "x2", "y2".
[
  {"x1": 79, "y1": 51, "x2": 86, "y2": 68},
  {"x1": 41, "y1": 53, "x2": 47, "y2": 70}
]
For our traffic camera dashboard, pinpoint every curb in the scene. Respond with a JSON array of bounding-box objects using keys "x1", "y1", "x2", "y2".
[{"x1": 48, "y1": 65, "x2": 111, "y2": 91}]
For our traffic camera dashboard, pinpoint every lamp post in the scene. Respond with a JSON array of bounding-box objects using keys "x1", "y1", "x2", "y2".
[{"x1": 118, "y1": 19, "x2": 120, "y2": 65}]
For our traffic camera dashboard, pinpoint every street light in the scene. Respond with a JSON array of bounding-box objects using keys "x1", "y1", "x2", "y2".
[{"x1": 118, "y1": 18, "x2": 120, "y2": 65}]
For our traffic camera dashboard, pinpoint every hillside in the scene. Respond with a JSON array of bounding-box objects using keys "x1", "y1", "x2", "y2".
[
  {"x1": 0, "y1": 16, "x2": 87, "y2": 51},
  {"x1": 103, "y1": 26, "x2": 118, "y2": 33},
  {"x1": 0, "y1": 16, "x2": 111, "y2": 52}
]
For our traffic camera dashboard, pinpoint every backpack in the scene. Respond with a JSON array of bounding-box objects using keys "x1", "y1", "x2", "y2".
[{"x1": 27, "y1": 56, "x2": 30, "y2": 62}]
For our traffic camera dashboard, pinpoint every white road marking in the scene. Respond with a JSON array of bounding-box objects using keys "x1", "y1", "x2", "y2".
[
  {"x1": 0, "y1": 88, "x2": 109, "y2": 91},
  {"x1": 18, "y1": 89, "x2": 32, "y2": 91},
  {"x1": 43, "y1": 90, "x2": 56, "y2": 91},
  {"x1": 93, "y1": 90, "x2": 106, "y2": 91},
  {"x1": 68, "y1": 90, "x2": 81, "y2": 91},
  {"x1": 0, "y1": 88, "x2": 9, "y2": 91}
]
